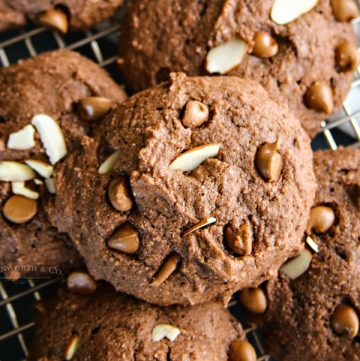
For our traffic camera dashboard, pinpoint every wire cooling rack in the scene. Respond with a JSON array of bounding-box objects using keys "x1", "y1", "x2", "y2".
[
  {"x1": 0, "y1": 7, "x2": 359, "y2": 361},
  {"x1": 0, "y1": 20, "x2": 125, "y2": 361}
]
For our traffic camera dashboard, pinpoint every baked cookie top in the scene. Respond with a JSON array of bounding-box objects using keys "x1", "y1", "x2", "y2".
[
  {"x1": 259, "y1": 147, "x2": 360, "y2": 361},
  {"x1": 0, "y1": 0, "x2": 123, "y2": 32},
  {"x1": 0, "y1": 49, "x2": 127, "y2": 279},
  {"x1": 118, "y1": 0, "x2": 358, "y2": 138},
  {"x1": 52, "y1": 73, "x2": 316, "y2": 305},
  {"x1": 29, "y1": 280, "x2": 247, "y2": 361}
]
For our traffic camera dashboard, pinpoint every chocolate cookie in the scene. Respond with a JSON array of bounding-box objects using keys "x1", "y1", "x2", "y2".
[
  {"x1": 118, "y1": 0, "x2": 358, "y2": 138},
  {"x1": 0, "y1": 49, "x2": 127, "y2": 279},
  {"x1": 29, "y1": 279, "x2": 250, "y2": 361},
  {"x1": 255, "y1": 148, "x2": 360, "y2": 361},
  {"x1": 0, "y1": 0, "x2": 123, "y2": 32},
  {"x1": 52, "y1": 73, "x2": 316, "y2": 305}
]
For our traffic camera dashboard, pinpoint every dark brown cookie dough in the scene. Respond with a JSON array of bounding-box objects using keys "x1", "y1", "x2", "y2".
[
  {"x1": 118, "y1": 0, "x2": 358, "y2": 138},
  {"x1": 0, "y1": 49, "x2": 127, "y2": 279},
  {"x1": 52, "y1": 73, "x2": 316, "y2": 306},
  {"x1": 258, "y1": 147, "x2": 360, "y2": 361},
  {"x1": 29, "y1": 282, "x2": 247, "y2": 361},
  {"x1": 0, "y1": 0, "x2": 123, "y2": 32}
]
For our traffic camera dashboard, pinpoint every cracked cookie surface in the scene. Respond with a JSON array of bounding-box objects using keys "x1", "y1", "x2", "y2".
[
  {"x1": 29, "y1": 284, "x2": 244, "y2": 361},
  {"x1": 261, "y1": 147, "x2": 360, "y2": 361},
  {"x1": 118, "y1": 0, "x2": 357, "y2": 138},
  {"x1": 0, "y1": 49, "x2": 127, "y2": 279},
  {"x1": 52, "y1": 73, "x2": 316, "y2": 306}
]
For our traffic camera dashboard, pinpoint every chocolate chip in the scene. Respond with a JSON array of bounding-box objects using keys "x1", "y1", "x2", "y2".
[
  {"x1": 182, "y1": 100, "x2": 209, "y2": 128},
  {"x1": 108, "y1": 177, "x2": 134, "y2": 212},
  {"x1": 224, "y1": 221, "x2": 252, "y2": 256},
  {"x1": 2, "y1": 195, "x2": 37, "y2": 224},
  {"x1": 67, "y1": 271, "x2": 97, "y2": 296},
  {"x1": 78, "y1": 97, "x2": 113, "y2": 122},
  {"x1": 239, "y1": 287, "x2": 267, "y2": 314},
  {"x1": 252, "y1": 31, "x2": 279, "y2": 58},
  {"x1": 331, "y1": 0, "x2": 359, "y2": 22},
  {"x1": 151, "y1": 253, "x2": 181, "y2": 286},
  {"x1": 38, "y1": 8, "x2": 68, "y2": 33},
  {"x1": 306, "y1": 206, "x2": 335, "y2": 234},
  {"x1": 331, "y1": 304, "x2": 359, "y2": 338},
  {"x1": 107, "y1": 223, "x2": 140, "y2": 254},
  {"x1": 229, "y1": 339, "x2": 257, "y2": 361},
  {"x1": 304, "y1": 81, "x2": 334, "y2": 114},
  {"x1": 255, "y1": 139, "x2": 282, "y2": 182},
  {"x1": 335, "y1": 42, "x2": 359, "y2": 72}
]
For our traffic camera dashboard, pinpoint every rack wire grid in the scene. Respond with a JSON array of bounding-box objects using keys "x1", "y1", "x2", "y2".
[{"x1": 0, "y1": 6, "x2": 359, "y2": 361}]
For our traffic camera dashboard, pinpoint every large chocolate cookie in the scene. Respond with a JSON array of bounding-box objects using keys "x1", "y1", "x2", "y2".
[
  {"x1": 118, "y1": 0, "x2": 358, "y2": 138},
  {"x1": 0, "y1": 0, "x2": 123, "y2": 32},
  {"x1": 52, "y1": 73, "x2": 316, "y2": 305},
  {"x1": 29, "y1": 280, "x2": 249, "y2": 361},
  {"x1": 256, "y1": 148, "x2": 360, "y2": 361},
  {"x1": 0, "y1": 49, "x2": 127, "y2": 279}
]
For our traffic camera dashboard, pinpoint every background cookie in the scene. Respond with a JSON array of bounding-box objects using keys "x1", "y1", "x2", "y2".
[
  {"x1": 259, "y1": 148, "x2": 360, "y2": 361},
  {"x1": 0, "y1": 0, "x2": 124, "y2": 32},
  {"x1": 29, "y1": 282, "x2": 248, "y2": 361},
  {"x1": 118, "y1": 0, "x2": 358, "y2": 138},
  {"x1": 0, "y1": 49, "x2": 127, "y2": 279},
  {"x1": 52, "y1": 73, "x2": 316, "y2": 306}
]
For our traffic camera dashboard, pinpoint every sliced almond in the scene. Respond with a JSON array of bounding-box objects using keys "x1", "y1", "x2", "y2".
[
  {"x1": 64, "y1": 334, "x2": 80, "y2": 360},
  {"x1": 152, "y1": 324, "x2": 181, "y2": 342},
  {"x1": 306, "y1": 236, "x2": 319, "y2": 253},
  {"x1": 0, "y1": 161, "x2": 35, "y2": 182},
  {"x1": 11, "y1": 182, "x2": 39, "y2": 200},
  {"x1": 45, "y1": 178, "x2": 56, "y2": 194},
  {"x1": 25, "y1": 160, "x2": 54, "y2": 179},
  {"x1": 7, "y1": 124, "x2": 36, "y2": 150},
  {"x1": 271, "y1": 0, "x2": 318, "y2": 25},
  {"x1": 280, "y1": 249, "x2": 312, "y2": 280},
  {"x1": 206, "y1": 39, "x2": 248, "y2": 74},
  {"x1": 98, "y1": 150, "x2": 120, "y2": 174},
  {"x1": 34, "y1": 179, "x2": 43, "y2": 185},
  {"x1": 183, "y1": 217, "x2": 217, "y2": 237},
  {"x1": 31, "y1": 114, "x2": 67, "y2": 165},
  {"x1": 169, "y1": 144, "x2": 220, "y2": 172}
]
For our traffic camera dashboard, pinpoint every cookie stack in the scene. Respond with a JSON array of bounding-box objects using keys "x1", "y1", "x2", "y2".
[{"x1": 0, "y1": 0, "x2": 358, "y2": 360}]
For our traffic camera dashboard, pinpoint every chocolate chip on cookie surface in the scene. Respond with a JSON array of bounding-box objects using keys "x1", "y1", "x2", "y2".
[
  {"x1": 52, "y1": 73, "x2": 316, "y2": 306},
  {"x1": 0, "y1": 0, "x2": 124, "y2": 32},
  {"x1": 118, "y1": 0, "x2": 358, "y2": 138},
  {"x1": 259, "y1": 147, "x2": 360, "y2": 361},
  {"x1": 0, "y1": 49, "x2": 127, "y2": 279},
  {"x1": 29, "y1": 282, "x2": 245, "y2": 361}
]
